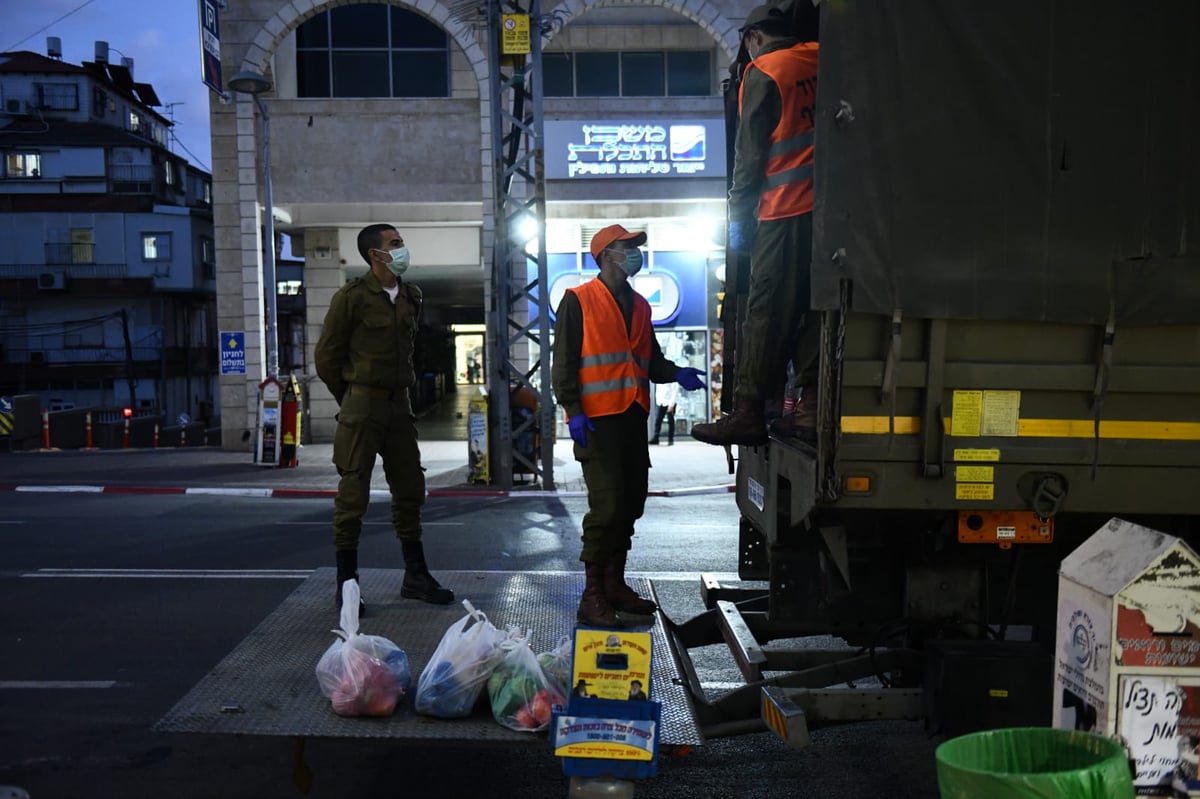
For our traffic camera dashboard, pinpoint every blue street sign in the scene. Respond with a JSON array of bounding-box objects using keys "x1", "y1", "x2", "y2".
[
  {"x1": 0, "y1": 396, "x2": 11, "y2": 414},
  {"x1": 199, "y1": 0, "x2": 223, "y2": 94},
  {"x1": 220, "y1": 331, "x2": 246, "y2": 375}
]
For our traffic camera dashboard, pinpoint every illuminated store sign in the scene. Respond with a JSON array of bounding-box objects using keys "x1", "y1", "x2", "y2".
[{"x1": 544, "y1": 119, "x2": 725, "y2": 180}]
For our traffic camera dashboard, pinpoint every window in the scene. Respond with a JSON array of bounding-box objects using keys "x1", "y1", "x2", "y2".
[
  {"x1": 35, "y1": 82, "x2": 78, "y2": 110},
  {"x1": 544, "y1": 50, "x2": 712, "y2": 97},
  {"x1": 200, "y1": 237, "x2": 215, "y2": 280},
  {"x1": 296, "y1": 3, "x2": 450, "y2": 98},
  {"x1": 92, "y1": 87, "x2": 107, "y2": 118},
  {"x1": 142, "y1": 233, "x2": 172, "y2": 261},
  {"x1": 163, "y1": 161, "x2": 176, "y2": 187},
  {"x1": 129, "y1": 110, "x2": 143, "y2": 135},
  {"x1": 5, "y1": 152, "x2": 41, "y2": 178}
]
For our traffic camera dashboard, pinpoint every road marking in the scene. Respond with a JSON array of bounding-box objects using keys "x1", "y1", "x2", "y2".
[
  {"x1": 0, "y1": 521, "x2": 25, "y2": 524},
  {"x1": 185, "y1": 487, "x2": 274, "y2": 497},
  {"x1": 15, "y1": 485, "x2": 103, "y2": 493},
  {"x1": 24, "y1": 568, "x2": 312, "y2": 580},
  {"x1": 275, "y1": 521, "x2": 464, "y2": 526},
  {"x1": 0, "y1": 680, "x2": 118, "y2": 689}
]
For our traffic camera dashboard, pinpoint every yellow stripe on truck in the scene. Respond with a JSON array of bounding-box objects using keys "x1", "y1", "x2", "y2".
[{"x1": 840, "y1": 416, "x2": 1200, "y2": 441}]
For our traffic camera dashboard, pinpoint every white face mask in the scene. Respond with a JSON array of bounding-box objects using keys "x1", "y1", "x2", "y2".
[{"x1": 381, "y1": 247, "x2": 410, "y2": 276}]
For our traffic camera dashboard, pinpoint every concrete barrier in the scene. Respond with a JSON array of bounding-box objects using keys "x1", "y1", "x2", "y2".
[
  {"x1": 93, "y1": 415, "x2": 164, "y2": 449},
  {"x1": 47, "y1": 408, "x2": 90, "y2": 449},
  {"x1": 8, "y1": 395, "x2": 42, "y2": 450}
]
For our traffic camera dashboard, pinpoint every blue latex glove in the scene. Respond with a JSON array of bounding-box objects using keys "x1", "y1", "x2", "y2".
[
  {"x1": 568, "y1": 413, "x2": 596, "y2": 447},
  {"x1": 675, "y1": 367, "x2": 707, "y2": 391},
  {"x1": 728, "y1": 220, "x2": 754, "y2": 254}
]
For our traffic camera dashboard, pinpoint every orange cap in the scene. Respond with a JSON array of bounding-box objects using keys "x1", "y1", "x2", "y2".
[{"x1": 590, "y1": 224, "x2": 648, "y2": 264}]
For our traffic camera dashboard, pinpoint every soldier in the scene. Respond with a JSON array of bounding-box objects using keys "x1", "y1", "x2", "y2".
[
  {"x1": 315, "y1": 224, "x2": 453, "y2": 613},
  {"x1": 692, "y1": 3, "x2": 820, "y2": 446},
  {"x1": 552, "y1": 224, "x2": 706, "y2": 628}
]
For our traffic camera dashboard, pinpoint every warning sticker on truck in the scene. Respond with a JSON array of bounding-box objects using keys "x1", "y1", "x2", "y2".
[
  {"x1": 956, "y1": 483, "x2": 995, "y2": 501},
  {"x1": 953, "y1": 448, "x2": 1001, "y2": 462},
  {"x1": 950, "y1": 391, "x2": 983, "y2": 437},
  {"x1": 955, "y1": 465, "x2": 994, "y2": 483}
]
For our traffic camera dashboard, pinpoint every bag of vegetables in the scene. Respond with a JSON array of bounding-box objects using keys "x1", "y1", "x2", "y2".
[
  {"x1": 315, "y1": 579, "x2": 412, "y2": 717},
  {"x1": 487, "y1": 631, "x2": 567, "y2": 732},
  {"x1": 414, "y1": 599, "x2": 507, "y2": 718}
]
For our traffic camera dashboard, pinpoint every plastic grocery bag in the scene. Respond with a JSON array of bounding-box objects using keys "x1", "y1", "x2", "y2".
[
  {"x1": 536, "y1": 636, "x2": 573, "y2": 701},
  {"x1": 315, "y1": 580, "x2": 412, "y2": 717},
  {"x1": 487, "y1": 631, "x2": 567, "y2": 732},
  {"x1": 414, "y1": 599, "x2": 507, "y2": 718}
]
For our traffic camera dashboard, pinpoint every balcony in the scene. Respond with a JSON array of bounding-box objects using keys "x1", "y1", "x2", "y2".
[
  {"x1": 43, "y1": 242, "x2": 96, "y2": 265},
  {"x1": 109, "y1": 164, "x2": 157, "y2": 194}
]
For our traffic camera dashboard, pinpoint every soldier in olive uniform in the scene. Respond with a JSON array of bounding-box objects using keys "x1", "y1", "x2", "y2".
[{"x1": 315, "y1": 224, "x2": 453, "y2": 611}]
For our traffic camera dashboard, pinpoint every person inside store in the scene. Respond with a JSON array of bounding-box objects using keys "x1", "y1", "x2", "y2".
[
  {"x1": 691, "y1": 1, "x2": 820, "y2": 447},
  {"x1": 649, "y1": 380, "x2": 678, "y2": 446},
  {"x1": 315, "y1": 223, "x2": 455, "y2": 615},
  {"x1": 552, "y1": 224, "x2": 707, "y2": 628}
]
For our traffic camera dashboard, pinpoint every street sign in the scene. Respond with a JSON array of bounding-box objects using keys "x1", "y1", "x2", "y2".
[
  {"x1": 0, "y1": 396, "x2": 12, "y2": 437},
  {"x1": 199, "y1": 0, "x2": 223, "y2": 94},
  {"x1": 220, "y1": 331, "x2": 246, "y2": 375},
  {"x1": 500, "y1": 14, "x2": 531, "y2": 56}
]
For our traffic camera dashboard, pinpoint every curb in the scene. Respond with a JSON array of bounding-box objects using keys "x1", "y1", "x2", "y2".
[{"x1": 0, "y1": 484, "x2": 735, "y2": 499}]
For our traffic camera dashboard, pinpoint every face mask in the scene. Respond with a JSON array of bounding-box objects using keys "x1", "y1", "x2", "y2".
[
  {"x1": 615, "y1": 247, "x2": 644, "y2": 277},
  {"x1": 381, "y1": 247, "x2": 410, "y2": 276}
]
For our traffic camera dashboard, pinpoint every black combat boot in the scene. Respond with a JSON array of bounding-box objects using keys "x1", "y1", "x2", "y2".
[
  {"x1": 577, "y1": 562, "x2": 621, "y2": 628},
  {"x1": 604, "y1": 551, "x2": 657, "y2": 615},
  {"x1": 769, "y1": 390, "x2": 817, "y2": 443},
  {"x1": 400, "y1": 540, "x2": 454, "y2": 604},
  {"x1": 691, "y1": 398, "x2": 768, "y2": 446},
  {"x1": 335, "y1": 549, "x2": 367, "y2": 617}
]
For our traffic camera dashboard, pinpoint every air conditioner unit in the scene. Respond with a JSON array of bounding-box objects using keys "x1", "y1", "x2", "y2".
[
  {"x1": 37, "y1": 272, "x2": 67, "y2": 290},
  {"x1": 2, "y1": 98, "x2": 23, "y2": 114}
]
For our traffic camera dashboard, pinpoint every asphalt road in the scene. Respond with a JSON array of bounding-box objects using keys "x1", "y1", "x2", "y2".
[{"x1": 0, "y1": 492, "x2": 942, "y2": 798}]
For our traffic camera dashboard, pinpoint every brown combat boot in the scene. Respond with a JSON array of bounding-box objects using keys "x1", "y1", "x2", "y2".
[
  {"x1": 604, "y1": 551, "x2": 657, "y2": 615},
  {"x1": 770, "y1": 391, "x2": 817, "y2": 442},
  {"x1": 691, "y1": 398, "x2": 768, "y2": 446},
  {"x1": 577, "y1": 562, "x2": 621, "y2": 628}
]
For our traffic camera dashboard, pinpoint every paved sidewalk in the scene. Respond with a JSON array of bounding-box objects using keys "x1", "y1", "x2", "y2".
[{"x1": 0, "y1": 438, "x2": 737, "y2": 498}]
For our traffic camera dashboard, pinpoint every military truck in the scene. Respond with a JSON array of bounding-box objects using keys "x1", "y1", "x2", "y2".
[{"x1": 669, "y1": 0, "x2": 1200, "y2": 745}]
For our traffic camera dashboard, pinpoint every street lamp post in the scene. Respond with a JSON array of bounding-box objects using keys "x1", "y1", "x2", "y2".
[{"x1": 227, "y1": 70, "x2": 279, "y2": 378}]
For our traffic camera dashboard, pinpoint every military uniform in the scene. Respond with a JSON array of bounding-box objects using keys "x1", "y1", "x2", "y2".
[
  {"x1": 551, "y1": 284, "x2": 680, "y2": 563},
  {"x1": 315, "y1": 270, "x2": 425, "y2": 552},
  {"x1": 728, "y1": 36, "x2": 820, "y2": 402}
]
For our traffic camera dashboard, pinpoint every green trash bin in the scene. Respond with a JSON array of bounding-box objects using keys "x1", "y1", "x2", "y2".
[{"x1": 936, "y1": 727, "x2": 1135, "y2": 798}]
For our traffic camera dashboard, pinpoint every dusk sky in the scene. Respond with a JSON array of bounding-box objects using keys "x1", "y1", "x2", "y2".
[{"x1": 4, "y1": 0, "x2": 216, "y2": 171}]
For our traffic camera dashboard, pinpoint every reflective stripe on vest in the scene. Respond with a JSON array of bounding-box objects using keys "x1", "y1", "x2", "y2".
[
  {"x1": 570, "y1": 279, "x2": 652, "y2": 419},
  {"x1": 738, "y1": 42, "x2": 819, "y2": 220}
]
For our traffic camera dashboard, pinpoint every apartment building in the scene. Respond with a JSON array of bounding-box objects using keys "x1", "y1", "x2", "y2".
[{"x1": 0, "y1": 43, "x2": 218, "y2": 422}]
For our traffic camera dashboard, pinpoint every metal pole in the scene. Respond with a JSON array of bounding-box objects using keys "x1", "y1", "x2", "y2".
[{"x1": 256, "y1": 96, "x2": 280, "y2": 379}]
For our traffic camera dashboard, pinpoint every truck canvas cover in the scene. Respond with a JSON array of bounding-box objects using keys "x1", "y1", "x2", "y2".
[{"x1": 812, "y1": 0, "x2": 1200, "y2": 325}]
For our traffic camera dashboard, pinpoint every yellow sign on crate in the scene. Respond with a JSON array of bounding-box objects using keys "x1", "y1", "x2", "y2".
[{"x1": 571, "y1": 629, "x2": 652, "y2": 702}]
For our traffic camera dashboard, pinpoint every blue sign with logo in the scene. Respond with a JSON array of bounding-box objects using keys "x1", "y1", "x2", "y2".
[
  {"x1": 220, "y1": 331, "x2": 246, "y2": 375},
  {"x1": 544, "y1": 120, "x2": 726, "y2": 180},
  {"x1": 199, "y1": 0, "x2": 223, "y2": 94}
]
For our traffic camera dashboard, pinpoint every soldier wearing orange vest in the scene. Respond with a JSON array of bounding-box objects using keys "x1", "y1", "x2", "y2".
[
  {"x1": 692, "y1": 2, "x2": 820, "y2": 447},
  {"x1": 552, "y1": 224, "x2": 707, "y2": 628}
]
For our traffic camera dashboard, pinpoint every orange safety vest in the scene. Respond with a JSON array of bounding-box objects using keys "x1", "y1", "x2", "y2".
[
  {"x1": 739, "y1": 42, "x2": 819, "y2": 220},
  {"x1": 569, "y1": 278, "x2": 652, "y2": 419}
]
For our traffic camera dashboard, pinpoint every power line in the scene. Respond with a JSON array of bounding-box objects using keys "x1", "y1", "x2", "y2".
[{"x1": 3, "y1": 0, "x2": 98, "y2": 52}]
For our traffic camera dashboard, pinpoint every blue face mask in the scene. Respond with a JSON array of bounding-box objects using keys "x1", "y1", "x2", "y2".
[
  {"x1": 383, "y1": 247, "x2": 410, "y2": 276},
  {"x1": 615, "y1": 247, "x2": 644, "y2": 277}
]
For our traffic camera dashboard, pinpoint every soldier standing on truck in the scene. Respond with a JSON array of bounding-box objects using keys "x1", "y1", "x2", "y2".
[
  {"x1": 552, "y1": 224, "x2": 707, "y2": 628},
  {"x1": 692, "y1": 2, "x2": 820, "y2": 447},
  {"x1": 314, "y1": 223, "x2": 455, "y2": 614}
]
